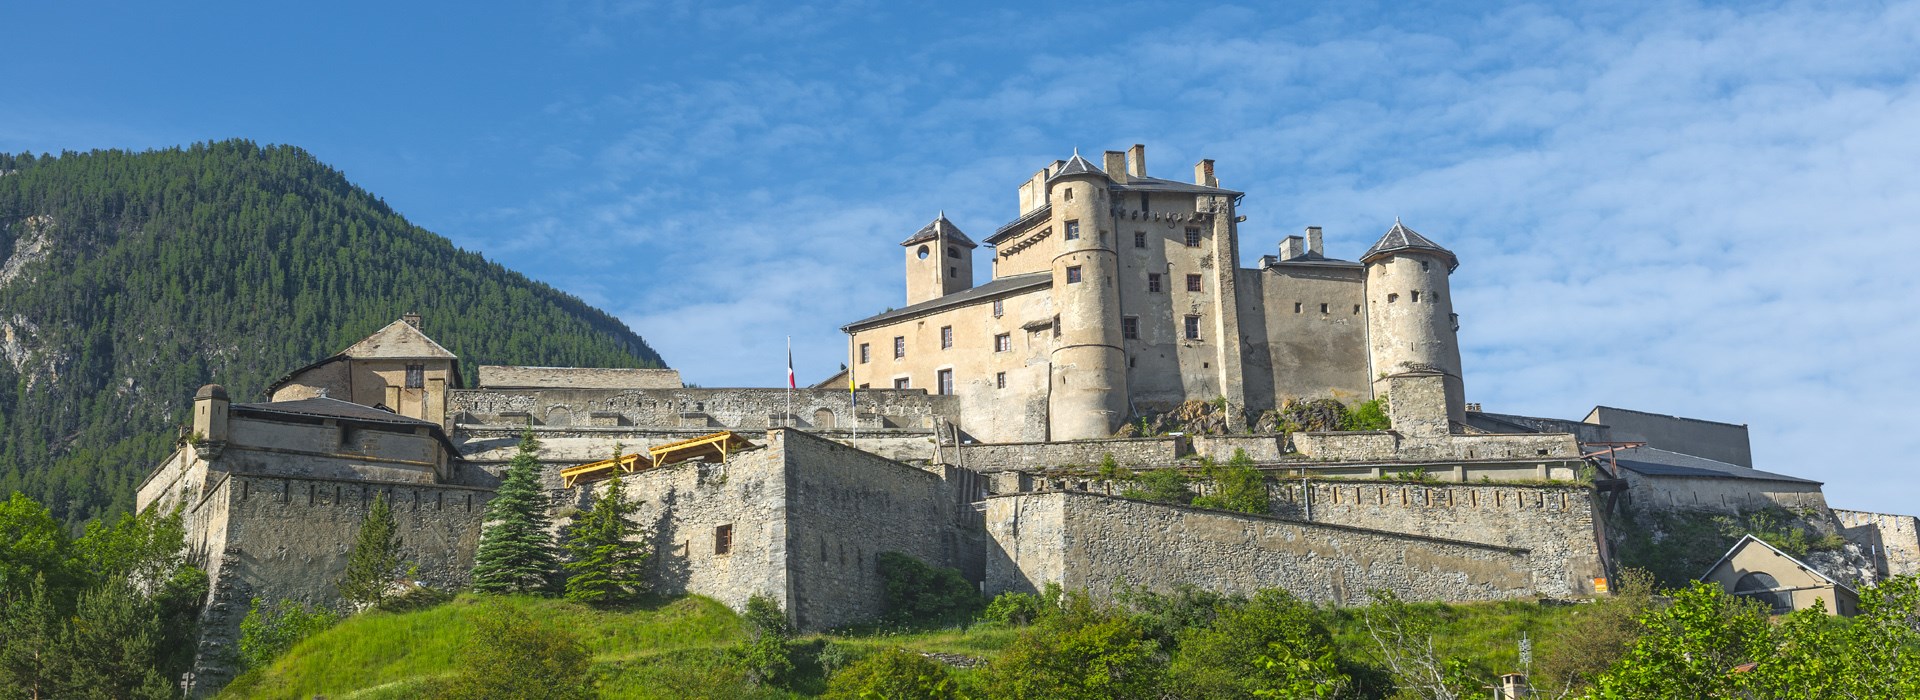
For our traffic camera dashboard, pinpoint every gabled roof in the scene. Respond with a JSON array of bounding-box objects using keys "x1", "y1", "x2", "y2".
[
  {"x1": 1267, "y1": 249, "x2": 1362, "y2": 269},
  {"x1": 1361, "y1": 219, "x2": 1459, "y2": 271},
  {"x1": 1047, "y1": 152, "x2": 1107, "y2": 181},
  {"x1": 842, "y1": 272, "x2": 1052, "y2": 332},
  {"x1": 1111, "y1": 175, "x2": 1241, "y2": 196},
  {"x1": 343, "y1": 319, "x2": 458, "y2": 360},
  {"x1": 1703, "y1": 534, "x2": 1857, "y2": 596},
  {"x1": 1612, "y1": 446, "x2": 1818, "y2": 485},
  {"x1": 899, "y1": 212, "x2": 977, "y2": 248},
  {"x1": 234, "y1": 396, "x2": 438, "y2": 428}
]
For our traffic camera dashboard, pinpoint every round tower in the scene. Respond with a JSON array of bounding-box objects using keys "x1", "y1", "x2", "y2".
[
  {"x1": 1046, "y1": 153, "x2": 1129, "y2": 440},
  {"x1": 1362, "y1": 220, "x2": 1466, "y2": 426}
]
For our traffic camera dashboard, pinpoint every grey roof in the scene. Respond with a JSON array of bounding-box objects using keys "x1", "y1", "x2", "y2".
[
  {"x1": 234, "y1": 397, "x2": 439, "y2": 428},
  {"x1": 1111, "y1": 175, "x2": 1240, "y2": 196},
  {"x1": 1267, "y1": 249, "x2": 1361, "y2": 269},
  {"x1": 1612, "y1": 446, "x2": 1818, "y2": 485},
  {"x1": 1048, "y1": 153, "x2": 1107, "y2": 181},
  {"x1": 842, "y1": 272, "x2": 1051, "y2": 331},
  {"x1": 899, "y1": 212, "x2": 977, "y2": 248},
  {"x1": 1361, "y1": 219, "x2": 1458, "y2": 271},
  {"x1": 985, "y1": 205, "x2": 1053, "y2": 246}
]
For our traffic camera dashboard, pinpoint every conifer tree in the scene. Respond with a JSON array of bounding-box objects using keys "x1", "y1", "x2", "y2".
[
  {"x1": 471, "y1": 429, "x2": 560, "y2": 594},
  {"x1": 337, "y1": 492, "x2": 405, "y2": 610},
  {"x1": 563, "y1": 445, "x2": 650, "y2": 604}
]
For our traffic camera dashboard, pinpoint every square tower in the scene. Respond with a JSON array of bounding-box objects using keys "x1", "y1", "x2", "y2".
[{"x1": 901, "y1": 213, "x2": 978, "y2": 305}]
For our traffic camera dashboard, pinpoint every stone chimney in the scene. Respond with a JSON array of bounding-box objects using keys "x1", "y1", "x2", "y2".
[
  {"x1": 1127, "y1": 144, "x2": 1146, "y2": 179},
  {"x1": 1279, "y1": 236, "x2": 1306, "y2": 261},
  {"x1": 1194, "y1": 159, "x2": 1216, "y2": 187},
  {"x1": 1305, "y1": 226, "x2": 1323, "y2": 255},
  {"x1": 402, "y1": 312, "x2": 422, "y2": 328},
  {"x1": 1103, "y1": 151, "x2": 1129, "y2": 184}
]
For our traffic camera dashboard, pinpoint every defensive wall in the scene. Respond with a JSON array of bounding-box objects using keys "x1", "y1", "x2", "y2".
[
  {"x1": 982, "y1": 491, "x2": 1537, "y2": 606},
  {"x1": 449, "y1": 387, "x2": 960, "y2": 432},
  {"x1": 955, "y1": 437, "x2": 1186, "y2": 471},
  {"x1": 477, "y1": 365, "x2": 683, "y2": 389},
  {"x1": 455, "y1": 426, "x2": 941, "y2": 489},
  {"x1": 1835, "y1": 509, "x2": 1920, "y2": 578},
  {"x1": 1614, "y1": 469, "x2": 1828, "y2": 512},
  {"x1": 1292, "y1": 430, "x2": 1580, "y2": 463}
]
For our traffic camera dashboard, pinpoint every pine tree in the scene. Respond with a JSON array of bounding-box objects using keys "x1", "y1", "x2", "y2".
[
  {"x1": 0, "y1": 576, "x2": 64, "y2": 698},
  {"x1": 336, "y1": 492, "x2": 405, "y2": 610},
  {"x1": 562, "y1": 445, "x2": 650, "y2": 604},
  {"x1": 471, "y1": 430, "x2": 560, "y2": 595}
]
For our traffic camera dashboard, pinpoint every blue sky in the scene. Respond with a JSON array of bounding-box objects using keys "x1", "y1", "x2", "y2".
[{"x1": 4, "y1": 1, "x2": 1917, "y2": 514}]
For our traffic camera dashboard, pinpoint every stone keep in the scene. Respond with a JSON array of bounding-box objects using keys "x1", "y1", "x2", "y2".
[{"x1": 1046, "y1": 153, "x2": 1130, "y2": 441}]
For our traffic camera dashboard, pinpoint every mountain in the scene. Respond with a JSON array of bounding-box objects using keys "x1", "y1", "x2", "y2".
[{"x1": 0, "y1": 141, "x2": 665, "y2": 524}]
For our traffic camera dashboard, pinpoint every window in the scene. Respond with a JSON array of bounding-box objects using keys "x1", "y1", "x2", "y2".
[
  {"x1": 1294, "y1": 302, "x2": 1303, "y2": 313},
  {"x1": 1122, "y1": 317, "x2": 1139, "y2": 339},
  {"x1": 859, "y1": 343, "x2": 870, "y2": 364},
  {"x1": 940, "y1": 326, "x2": 953, "y2": 349},
  {"x1": 405, "y1": 364, "x2": 424, "y2": 389},
  {"x1": 1184, "y1": 315, "x2": 1201, "y2": 340},
  {"x1": 1420, "y1": 260, "x2": 1431, "y2": 272},
  {"x1": 1063, "y1": 187, "x2": 1074, "y2": 202},
  {"x1": 1148, "y1": 273, "x2": 1162, "y2": 292},
  {"x1": 1320, "y1": 303, "x2": 1329, "y2": 314},
  {"x1": 949, "y1": 266, "x2": 958, "y2": 277},
  {"x1": 948, "y1": 246, "x2": 960, "y2": 258},
  {"x1": 893, "y1": 336, "x2": 906, "y2": 358},
  {"x1": 1066, "y1": 266, "x2": 1082, "y2": 284},
  {"x1": 1134, "y1": 231, "x2": 1146, "y2": 248},
  {"x1": 1411, "y1": 291, "x2": 1422, "y2": 303},
  {"x1": 1052, "y1": 315, "x2": 1061, "y2": 338},
  {"x1": 1186, "y1": 274, "x2": 1202, "y2": 292},
  {"x1": 1065, "y1": 220, "x2": 1080, "y2": 240},
  {"x1": 995, "y1": 333, "x2": 1011, "y2": 352},
  {"x1": 1185, "y1": 227, "x2": 1202, "y2": 247},
  {"x1": 995, "y1": 372, "x2": 1006, "y2": 389},
  {"x1": 992, "y1": 299, "x2": 1004, "y2": 317},
  {"x1": 1388, "y1": 293, "x2": 1399, "y2": 303},
  {"x1": 1353, "y1": 304, "x2": 1362, "y2": 314},
  {"x1": 916, "y1": 245, "x2": 930, "y2": 260},
  {"x1": 894, "y1": 377, "x2": 910, "y2": 389},
  {"x1": 937, "y1": 369, "x2": 954, "y2": 395},
  {"x1": 714, "y1": 525, "x2": 733, "y2": 555}
]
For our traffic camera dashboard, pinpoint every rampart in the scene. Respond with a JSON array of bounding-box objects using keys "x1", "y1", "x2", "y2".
[
  {"x1": 955, "y1": 437, "x2": 1185, "y2": 471},
  {"x1": 1615, "y1": 470, "x2": 1827, "y2": 512},
  {"x1": 1292, "y1": 430, "x2": 1580, "y2": 463},
  {"x1": 456, "y1": 426, "x2": 941, "y2": 489},
  {"x1": 1190, "y1": 434, "x2": 1287, "y2": 462},
  {"x1": 1834, "y1": 509, "x2": 1920, "y2": 578},
  {"x1": 982, "y1": 491, "x2": 1536, "y2": 606},
  {"x1": 449, "y1": 387, "x2": 960, "y2": 432},
  {"x1": 477, "y1": 365, "x2": 683, "y2": 389}
]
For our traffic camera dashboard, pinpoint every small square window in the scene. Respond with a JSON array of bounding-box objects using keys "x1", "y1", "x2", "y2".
[
  {"x1": 1148, "y1": 273, "x2": 1162, "y2": 292},
  {"x1": 894, "y1": 336, "x2": 906, "y2": 358},
  {"x1": 1185, "y1": 227, "x2": 1202, "y2": 247},
  {"x1": 859, "y1": 343, "x2": 870, "y2": 364},
  {"x1": 1066, "y1": 266, "x2": 1082, "y2": 284},
  {"x1": 1065, "y1": 220, "x2": 1081, "y2": 240},
  {"x1": 1388, "y1": 293, "x2": 1399, "y2": 303},
  {"x1": 949, "y1": 266, "x2": 958, "y2": 277},
  {"x1": 996, "y1": 372, "x2": 1006, "y2": 389},
  {"x1": 894, "y1": 377, "x2": 910, "y2": 389},
  {"x1": 1412, "y1": 291, "x2": 1422, "y2": 303},
  {"x1": 948, "y1": 246, "x2": 960, "y2": 258},
  {"x1": 941, "y1": 326, "x2": 953, "y2": 349},
  {"x1": 1052, "y1": 315, "x2": 1061, "y2": 339},
  {"x1": 992, "y1": 299, "x2": 1003, "y2": 317},
  {"x1": 714, "y1": 525, "x2": 733, "y2": 555},
  {"x1": 405, "y1": 364, "x2": 424, "y2": 389},
  {"x1": 1186, "y1": 274, "x2": 1202, "y2": 292},
  {"x1": 995, "y1": 333, "x2": 1011, "y2": 352},
  {"x1": 1122, "y1": 317, "x2": 1139, "y2": 339},
  {"x1": 1063, "y1": 187, "x2": 1074, "y2": 202},
  {"x1": 1184, "y1": 315, "x2": 1201, "y2": 340},
  {"x1": 1320, "y1": 303, "x2": 1329, "y2": 314},
  {"x1": 1420, "y1": 260, "x2": 1431, "y2": 272},
  {"x1": 1353, "y1": 304, "x2": 1362, "y2": 314},
  {"x1": 1294, "y1": 302, "x2": 1303, "y2": 313},
  {"x1": 1134, "y1": 231, "x2": 1146, "y2": 248}
]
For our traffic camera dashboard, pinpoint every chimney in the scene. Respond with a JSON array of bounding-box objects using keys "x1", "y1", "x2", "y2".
[
  {"x1": 1279, "y1": 236, "x2": 1306, "y2": 261},
  {"x1": 1194, "y1": 159, "x2": 1216, "y2": 187},
  {"x1": 1127, "y1": 144, "x2": 1146, "y2": 179},
  {"x1": 1103, "y1": 151, "x2": 1129, "y2": 184},
  {"x1": 402, "y1": 312, "x2": 422, "y2": 328},
  {"x1": 1305, "y1": 226, "x2": 1324, "y2": 255}
]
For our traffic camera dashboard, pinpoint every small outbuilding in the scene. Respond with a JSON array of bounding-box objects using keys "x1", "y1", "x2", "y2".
[{"x1": 1701, "y1": 534, "x2": 1857, "y2": 616}]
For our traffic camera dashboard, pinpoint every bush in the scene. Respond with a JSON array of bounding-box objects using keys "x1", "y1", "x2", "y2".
[
  {"x1": 1123, "y1": 468, "x2": 1194, "y2": 505},
  {"x1": 434, "y1": 600, "x2": 595, "y2": 700},
  {"x1": 877, "y1": 552, "x2": 984, "y2": 627},
  {"x1": 238, "y1": 597, "x2": 340, "y2": 670},
  {"x1": 1344, "y1": 397, "x2": 1390, "y2": 430},
  {"x1": 1192, "y1": 449, "x2": 1268, "y2": 514},
  {"x1": 982, "y1": 591, "x2": 1163, "y2": 699},
  {"x1": 1170, "y1": 590, "x2": 1349, "y2": 699},
  {"x1": 1534, "y1": 569, "x2": 1654, "y2": 696},
  {"x1": 984, "y1": 590, "x2": 1046, "y2": 627},
  {"x1": 824, "y1": 648, "x2": 958, "y2": 700},
  {"x1": 731, "y1": 594, "x2": 794, "y2": 687}
]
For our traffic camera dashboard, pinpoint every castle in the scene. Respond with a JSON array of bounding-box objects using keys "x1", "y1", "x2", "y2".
[{"x1": 135, "y1": 145, "x2": 1920, "y2": 694}]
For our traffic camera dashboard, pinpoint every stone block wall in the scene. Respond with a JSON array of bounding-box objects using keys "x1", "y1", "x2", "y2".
[
  {"x1": 449, "y1": 387, "x2": 959, "y2": 433},
  {"x1": 1833, "y1": 509, "x2": 1920, "y2": 577},
  {"x1": 982, "y1": 491, "x2": 1536, "y2": 606},
  {"x1": 1190, "y1": 434, "x2": 1285, "y2": 462},
  {"x1": 477, "y1": 365, "x2": 683, "y2": 389},
  {"x1": 956, "y1": 437, "x2": 1184, "y2": 471},
  {"x1": 1292, "y1": 430, "x2": 1579, "y2": 463},
  {"x1": 1617, "y1": 472, "x2": 1828, "y2": 513},
  {"x1": 1292, "y1": 431, "x2": 1398, "y2": 460},
  {"x1": 454, "y1": 427, "x2": 941, "y2": 490},
  {"x1": 1263, "y1": 481, "x2": 1606, "y2": 597},
  {"x1": 625, "y1": 447, "x2": 791, "y2": 615}
]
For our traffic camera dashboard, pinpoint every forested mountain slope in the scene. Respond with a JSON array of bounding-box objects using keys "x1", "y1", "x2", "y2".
[{"x1": 0, "y1": 141, "x2": 665, "y2": 524}]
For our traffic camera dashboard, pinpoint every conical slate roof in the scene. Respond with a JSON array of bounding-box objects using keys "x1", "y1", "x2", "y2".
[
  {"x1": 1047, "y1": 152, "x2": 1107, "y2": 181},
  {"x1": 899, "y1": 212, "x2": 977, "y2": 248},
  {"x1": 1361, "y1": 219, "x2": 1458, "y2": 271}
]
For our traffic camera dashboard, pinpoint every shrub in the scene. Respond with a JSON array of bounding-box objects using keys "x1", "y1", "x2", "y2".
[
  {"x1": 1170, "y1": 589, "x2": 1349, "y2": 699},
  {"x1": 877, "y1": 552, "x2": 984, "y2": 627},
  {"x1": 434, "y1": 600, "x2": 594, "y2": 700},
  {"x1": 237, "y1": 597, "x2": 340, "y2": 670},
  {"x1": 732, "y1": 594, "x2": 794, "y2": 687},
  {"x1": 1123, "y1": 468, "x2": 1194, "y2": 505},
  {"x1": 982, "y1": 599, "x2": 1163, "y2": 700},
  {"x1": 1344, "y1": 397, "x2": 1390, "y2": 430},
  {"x1": 1192, "y1": 449, "x2": 1268, "y2": 515},
  {"x1": 984, "y1": 590, "x2": 1046, "y2": 627},
  {"x1": 824, "y1": 648, "x2": 958, "y2": 700}
]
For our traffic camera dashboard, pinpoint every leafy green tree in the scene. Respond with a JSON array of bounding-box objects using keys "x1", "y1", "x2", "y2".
[
  {"x1": 1169, "y1": 589, "x2": 1349, "y2": 699},
  {"x1": 1358, "y1": 591, "x2": 1477, "y2": 700},
  {"x1": 1843, "y1": 574, "x2": 1920, "y2": 698},
  {"x1": 0, "y1": 577, "x2": 64, "y2": 699},
  {"x1": 1192, "y1": 449, "x2": 1268, "y2": 514},
  {"x1": 58, "y1": 577, "x2": 175, "y2": 700},
  {"x1": 0, "y1": 493, "x2": 71, "y2": 595},
  {"x1": 1535, "y1": 569, "x2": 1655, "y2": 696},
  {"x1": 237, "y1": 598, "x2": 340, "y2": 670},
  {"x1": 338, "y1": 492, "x2": 406, "y2": 610},
  {"x1": 435, "y1": 600, "x2": 594, "y2": 700},
  {"x1": 824, "y1": 648, "x2": 958, "y2": 700},
  {"x1": 983, "y1": 591, "x2": 1163, "y2": 700},
  {"x1": 732, "y1": 594, "x2": 795, "y2": 687},
  {"x1": 1122, "y1": 468, "x2": 1194, "y2": 505},
  {"x1": 1585, "y1": 581, "x2": 1773, "y2": 699},
  {"x1": 473, "y1": 430, "x2": 561, "y2": 595},
  {"x1": 563, "y1": 464, "x2": 650, "y2": 604},
  {"x1": 876, "y1": 552, "x2": 983, "y2": 627}
]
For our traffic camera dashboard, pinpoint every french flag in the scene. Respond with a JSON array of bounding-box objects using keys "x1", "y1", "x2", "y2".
[{"x1": 787, "y1": 339, "x2": 796, "y2": 389}]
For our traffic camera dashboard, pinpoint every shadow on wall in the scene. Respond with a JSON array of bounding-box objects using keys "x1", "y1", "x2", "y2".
[{"x1": 648, "y1": 493, "x2": 692, "y2": 595}]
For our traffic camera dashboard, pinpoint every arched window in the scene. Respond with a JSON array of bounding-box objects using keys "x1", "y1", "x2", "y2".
[
  {"x1": 813, "y1": 408, "x2": 835, "y2": 428},
  {"x1": 947, "y1": 246, "x2": 959, "y2": 258},
  {"x1": 1734, "y1": 572, "x2": 1791, "y2": 615}
]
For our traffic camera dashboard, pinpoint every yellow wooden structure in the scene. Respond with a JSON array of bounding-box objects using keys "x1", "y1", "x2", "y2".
[{"x1": 559, "y1": 431, "x2": 757, "y2": 488}]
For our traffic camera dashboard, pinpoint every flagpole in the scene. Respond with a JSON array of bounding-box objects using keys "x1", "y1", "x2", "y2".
[
  {"x1": 848, "y1": 333, "x2": 858, "y2": 446},
  {"x1": 786, "y1": 336, "x2": 794, "y2": 430}
]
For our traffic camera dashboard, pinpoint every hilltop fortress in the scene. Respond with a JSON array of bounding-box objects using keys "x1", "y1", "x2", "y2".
[{"x1": 137, "y1": 145, "x2": 1919, "y2": 693}]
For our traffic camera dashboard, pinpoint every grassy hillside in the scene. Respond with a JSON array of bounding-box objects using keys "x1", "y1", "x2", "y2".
[
  {"x1": 224, "y1": 593, "x2": 1580, "y2": 699},
  {"x1": 0, "y1": 143, "x2": 666, "y2": 523}
]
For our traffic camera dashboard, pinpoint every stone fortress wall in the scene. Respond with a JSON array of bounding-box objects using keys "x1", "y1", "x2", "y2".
[
  {"x1": 450, "y1": 386, "x2": 958, "y2": 432},
  {"x1": 1835, "y1": 509, "x2": 1920, "y2": 578}
]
